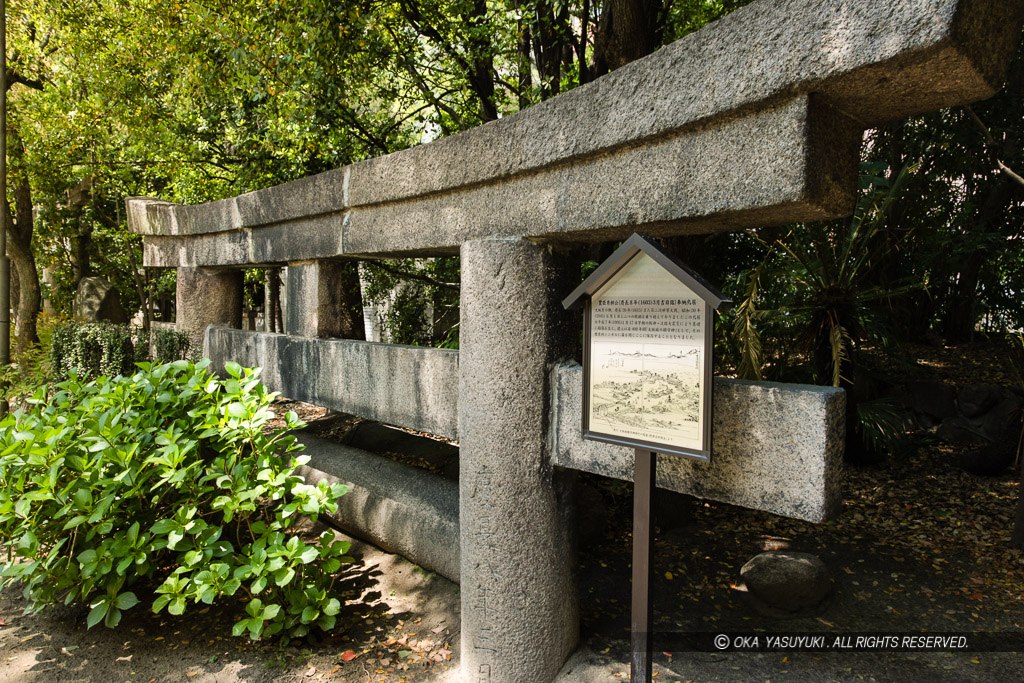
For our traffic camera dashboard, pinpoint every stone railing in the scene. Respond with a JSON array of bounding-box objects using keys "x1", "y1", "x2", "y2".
[{"x1": 127, "y1": 2, "x2": 1022, "y2": 681}]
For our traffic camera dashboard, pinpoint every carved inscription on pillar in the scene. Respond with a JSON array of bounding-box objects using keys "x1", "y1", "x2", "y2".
[{"x1": 471, "y1": 464, "x2": 499, "y2": 678}]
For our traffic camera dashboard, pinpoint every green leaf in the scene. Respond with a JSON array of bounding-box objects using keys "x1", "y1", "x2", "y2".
[
  {"x1": 274, "y1": 567, "x2": 296, "y2": 587},
  {"x1": 62, "y1": 515, "x2": 88, "y2": 530},
  {"x1": 224, "y1": 361, "x2": 242, "y2": 378},
  {"x1": 322, "y1": 598, "x2": 340, "y2": 616},
  {"x1": 115, "y1": 592, "x2": 139, "y2": 610},
  {"x1": 152, "y1": 594, "x2": 172, "y2": 613},
  {"x1": 300, "y1": 606, "x2": 318, "y2": 623},
  {"x1": 168, "y1": 596, "x2": 186, "y2": 616},
  {"x1": 86, "y1": 601, "x2": 109, "y2": 629},
  {"x1": 246, "y1": 598, "x2": 264, "y2": 617},
  {"x1": 151, "y1": 519, "x2": 178, "y2": 534}
]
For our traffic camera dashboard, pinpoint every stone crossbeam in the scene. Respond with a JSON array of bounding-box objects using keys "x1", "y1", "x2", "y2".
[
  {"x1": 204, "y1": 326, "x2": 460, "y2": 440},
  {"x1": 296, "y1": 435, "x2": 460, "y2": 583},
  {"x1": 205, "y1": 327, "x2": 843, "y2": 522},
  {"x1": 552, "y1": 363, "x2": 844, "y2": 523},
  {"x1": 128, "y1": 0, "x2": 1022, "y2": 266}
]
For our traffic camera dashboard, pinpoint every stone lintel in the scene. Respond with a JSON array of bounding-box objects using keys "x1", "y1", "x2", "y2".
[
  {"x1": 204, "y1": 327, "x2": 459, "y2": 440},
  {"x1": 551, "y1": 363, "x2": 845, "y2": 523},
  {"x1": 141, "y1": 95, "x2": 860, "y2": 266},
  {"x1": 129, "y1": 0, "x2": 1022, "y2": 267},
  {"x1": 204, "y1": 330, "x2": 846, "y2": 522}
]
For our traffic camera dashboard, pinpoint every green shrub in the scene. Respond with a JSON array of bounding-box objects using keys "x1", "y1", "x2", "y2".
[
  {"x1": 132, "y1": 326, "x2": 151, "y2": 365},
  {"x1": 0, "y1": 313, "x2": 63, "y2": 407},
  {"x1": 152, "y1": 327, "x2": 193, "y2": 363},
  {"x1": 0, "y1": 360, "x2": 351, "y2": 641},
  {"x1": 51, "y1": 321, "x2": 135, "y2": 382}
]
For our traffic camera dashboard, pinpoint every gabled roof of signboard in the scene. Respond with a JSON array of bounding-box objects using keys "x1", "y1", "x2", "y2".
[{"x1": 562, "y1": 233, "x2": 732, "y2": 311}]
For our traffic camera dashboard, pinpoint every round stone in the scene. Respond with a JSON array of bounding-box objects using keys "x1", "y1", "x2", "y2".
[{"x1": 740, "y1": 551, "x2": 833, "y2": 614}]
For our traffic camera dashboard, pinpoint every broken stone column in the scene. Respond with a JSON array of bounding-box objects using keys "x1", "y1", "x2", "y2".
[
  {"x1": 176, "y1": 267, "x2": 242, "y2": 355},
  {"x1": 458, "y1": 238, "x2": 578, "y2": 683},
  {"x1": 284, "y1": 260, "x2": 365, "y2": 339}
]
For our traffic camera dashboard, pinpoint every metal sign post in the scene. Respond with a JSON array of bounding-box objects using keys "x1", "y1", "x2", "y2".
[{"x1": 631, "y1": 448, "x2": 656, "y2": 682}]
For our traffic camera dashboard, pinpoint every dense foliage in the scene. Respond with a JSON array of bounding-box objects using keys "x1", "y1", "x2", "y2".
[
  {"x1": 51, "y1": 321, "x2": 135, "y2": 382},
  {"x1": 49, "y1": 321, "x2": 194, "y2": 383},
  {"x1": 0, "y1": 360, "x2": 351, "y2": 640}
]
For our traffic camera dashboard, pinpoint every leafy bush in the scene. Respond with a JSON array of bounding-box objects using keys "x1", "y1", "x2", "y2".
[
  {"x1": 0, "y1": 312, "x2": 64, "y2": 407},
  {"x1": 51, "y1": 322, "x2": 195, "y2": 383},
  {"x1": 152, "y1": 327, "x2": 193, "y2": 363},
  {"x1": 51, "y1": 321, "x2": 135, "y2": 382},
  {"x1": 0, "y1": 360, "x2": 351, "y2": 641}
]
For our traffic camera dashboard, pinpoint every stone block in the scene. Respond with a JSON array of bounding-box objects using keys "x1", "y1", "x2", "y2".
[
  {"x1": 740, "y1": 551, "x2": 833, "y2": 616},
  {"x1": 284, "y1": 260, "x2": 348, "y2": 338},
  {"x1": 959, "y1": 383, "x2": 1002, "y2": 418},
  {"x1": 550, "y1": 363, "x2": 845, "y2": 523},
  {"x1": 909, "y1": 380, "x2": 958, "y2": 419},
  {"x1": 204, "y1": 327, "x2": 460, "y2": 440},
  {"x1": 295, "y1": 434, "x2": 460, "y2": 583},
  {"x1": 175, "y1": 268, "x2": 242, "y2": 355}
]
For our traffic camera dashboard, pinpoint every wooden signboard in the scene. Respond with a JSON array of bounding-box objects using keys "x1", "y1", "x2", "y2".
[
  {"x1": 563, "y1": 233, "x2": 732, "y2": 461},
  {"x1": 563, "y1": 233, "x2": 731, "y2": 683}
]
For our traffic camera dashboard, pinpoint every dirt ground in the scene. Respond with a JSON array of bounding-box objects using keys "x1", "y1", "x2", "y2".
[{"x1": 1, "y1": 341, "x2": 1022, "y2": 682}]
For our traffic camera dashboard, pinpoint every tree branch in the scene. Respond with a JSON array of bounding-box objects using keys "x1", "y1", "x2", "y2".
[
  {"x1": 6, "y1": 68, "x2": 45, "y2": 91},
  {"x1": 964, "y1": 104, "x2": 1024, "y2": 189},
  {"x1": 366, "y1": 260, "x2": 459, "y2": 291}
]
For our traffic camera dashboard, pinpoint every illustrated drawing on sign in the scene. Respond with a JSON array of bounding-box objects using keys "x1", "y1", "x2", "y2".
[{"x1": 563, "y1": 233, "x2": 732, "y2": 461}]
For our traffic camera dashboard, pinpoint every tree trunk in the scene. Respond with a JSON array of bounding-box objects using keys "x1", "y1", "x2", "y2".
[
  {"x1": 514, "y1": 0, "x2": 533, "y2": 109},
  {"x1": 941, "y1": 176, "x2": 1016, "y2": 342},
  {"x1": 594, "y1": 0, "x2": 660, "y2": 75},
  {"x1": 532, "y1": 1, "x2": 565, "y2": 99},
  {"x1": 5, "y1": 173, "x2": 40, "y2": 355},
  {"x1": 467, "y1": 0, "x2": 497, "y2": 122},
  {"x1": 336, "y1": 262, "x2": 366, "y2": 340}
]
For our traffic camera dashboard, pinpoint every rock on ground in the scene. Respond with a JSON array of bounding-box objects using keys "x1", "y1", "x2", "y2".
[{"x1": 740, "y1": 551, "x2": 833, "y2": 616}]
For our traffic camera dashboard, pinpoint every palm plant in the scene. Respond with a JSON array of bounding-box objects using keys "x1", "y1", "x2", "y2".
[{"x1": 731, "y1": 162, "x2": 921, "y2": 458}]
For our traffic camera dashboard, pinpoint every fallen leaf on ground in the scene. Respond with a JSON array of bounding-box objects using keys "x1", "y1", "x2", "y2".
[{"x1": 340, "y1": 650, "x2": 358, "y2": 662}]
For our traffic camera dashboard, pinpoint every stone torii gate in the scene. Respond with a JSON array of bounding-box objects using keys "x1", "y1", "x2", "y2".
[{"x1": 127, "y1": 1, "x2": 1023, "y2": 681}]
